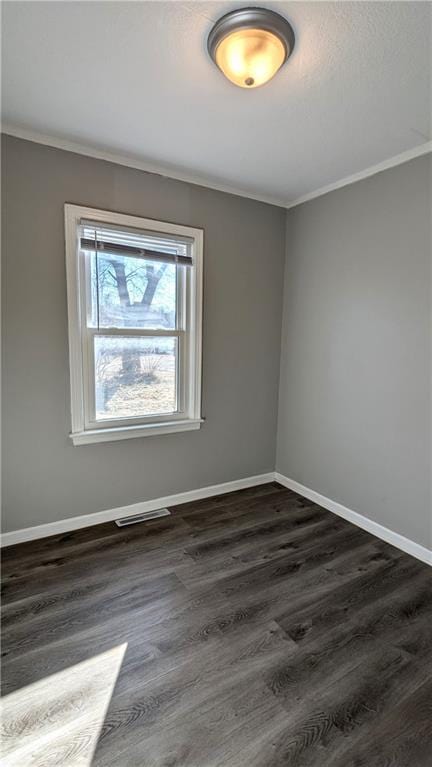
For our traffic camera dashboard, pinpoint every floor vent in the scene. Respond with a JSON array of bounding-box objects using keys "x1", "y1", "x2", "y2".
[{"x1": 115, "y1": 508, "x2": 171, "y2": 527}]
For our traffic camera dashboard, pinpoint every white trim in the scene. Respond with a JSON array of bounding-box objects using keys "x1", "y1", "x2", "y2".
[
  {"x1": 0, "y1": 473, "x2": 275, "y2": 547},
  {"x1": 71, "y1": 418, "x2": 203, "y2": 445},
  {"x1": 64, "y1": 204, "x2": 203, "y2": 443},
  {"x1": 285, "y1": 142, "x2": 432, "y2": 209},
  {"x1": 3, "y1": 125, "x2": 431, "y2": 210},
  {"x1": 2, "y1": 471, "x2": 431, "y2": 562},
  {"x1": 2, "y1": 125, "x2": 286, "y2": 208},
  {"x1": 274, "y1": 473, "x2": 432, "y2": 566}
]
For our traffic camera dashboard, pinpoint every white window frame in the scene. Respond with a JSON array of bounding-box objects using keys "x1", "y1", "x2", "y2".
[{"x1": 64, "y1": 204, "x2": 203, "y2": 445}]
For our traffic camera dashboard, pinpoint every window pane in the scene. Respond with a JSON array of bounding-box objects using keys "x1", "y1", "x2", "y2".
[
  {"x1": 94, "y1": 336, "x2": 177, "y2": 420},
  {"x1": 91, "y1": 253, "x2": 177, "y2": 329}
]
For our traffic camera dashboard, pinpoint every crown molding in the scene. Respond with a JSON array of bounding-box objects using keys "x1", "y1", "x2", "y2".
[
  {"x1": 285, "y1": 141, "x2": 432, "y2": 209},
  {"x1": 2, "y1": 124, "x2": 431, "y2": 210},
  {"x1": 1, "y1": 124, "x2": 287, "y2": 208}
]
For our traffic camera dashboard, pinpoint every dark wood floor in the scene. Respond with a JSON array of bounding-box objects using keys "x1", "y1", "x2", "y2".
[{"x1": 1, "y1": 482, "x2": 431, "y2": 766}]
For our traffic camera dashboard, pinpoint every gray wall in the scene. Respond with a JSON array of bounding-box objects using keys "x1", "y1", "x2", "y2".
[
  {"x1": 2, "y1": 135, "x2": 286, "y2": 532},
  {"x1": 3, "y1": 136, "x2": 431, "y2": 547},
  {"x1": 277, "y1": 155, "x2": 431, "y2": 548}
]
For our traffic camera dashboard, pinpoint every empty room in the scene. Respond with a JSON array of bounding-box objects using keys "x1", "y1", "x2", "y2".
[{"x1": 1, "y1": 1, "x2": 431, "y2": 765}]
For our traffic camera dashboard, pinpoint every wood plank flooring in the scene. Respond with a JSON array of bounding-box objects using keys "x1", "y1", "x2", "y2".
[{"x1": 1, "y1": 482, "x2": 431, "y2": 766}]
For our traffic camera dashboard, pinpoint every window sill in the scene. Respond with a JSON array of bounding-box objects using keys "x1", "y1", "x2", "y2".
[{"x1": 70, "y1": 418, "x2": 203, "y2": 445}]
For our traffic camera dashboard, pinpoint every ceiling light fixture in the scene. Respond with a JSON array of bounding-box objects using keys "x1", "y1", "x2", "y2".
[{"x1": 207, "y1": 7, "x2": 295, "y2": 89}]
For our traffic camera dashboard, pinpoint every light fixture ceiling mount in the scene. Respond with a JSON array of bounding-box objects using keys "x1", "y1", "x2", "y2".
[{"x1": 208, "y1": 7, "x2": 295, "y2": 89}]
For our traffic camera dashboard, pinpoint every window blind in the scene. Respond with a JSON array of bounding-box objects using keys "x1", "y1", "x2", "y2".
[{"x1": 79, "y1": 220, "x2": 193, "y2": 266}]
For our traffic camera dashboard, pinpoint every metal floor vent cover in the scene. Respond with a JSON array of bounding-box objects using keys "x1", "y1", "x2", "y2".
[{"x1": 115, "y1": 508, "x2": 171, "y2": 527}]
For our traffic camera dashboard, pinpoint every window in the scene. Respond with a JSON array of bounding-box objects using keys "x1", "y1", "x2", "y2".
[{"x1": 65, "y1": 205, "x2": 203, "y2": 444}]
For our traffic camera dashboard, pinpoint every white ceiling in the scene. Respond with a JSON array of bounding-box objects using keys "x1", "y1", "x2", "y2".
[{"x1": 2, "y1": 1, "x2": 431, "y2": 206}]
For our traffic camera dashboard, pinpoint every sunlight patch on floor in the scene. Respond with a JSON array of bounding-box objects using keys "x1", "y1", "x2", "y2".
[{"x1": 0, "y1": 643, "x2": 127, "y2": 766}]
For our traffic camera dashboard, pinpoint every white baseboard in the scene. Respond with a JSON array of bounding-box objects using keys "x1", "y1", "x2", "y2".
[
  {"x1": 2, "y1": 470, "x2": 430, "y2": 566},
  {"x1": 0, "y1": 472, "x2": 275, "y2": 547},
  {"x1": 274, "y1": 472, "x2": 432, "y2": 566}
]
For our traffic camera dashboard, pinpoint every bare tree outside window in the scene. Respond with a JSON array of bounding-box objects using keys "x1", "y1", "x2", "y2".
[{"x1": 92, "y1": 253, "x2": 177, "y2": 416}]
